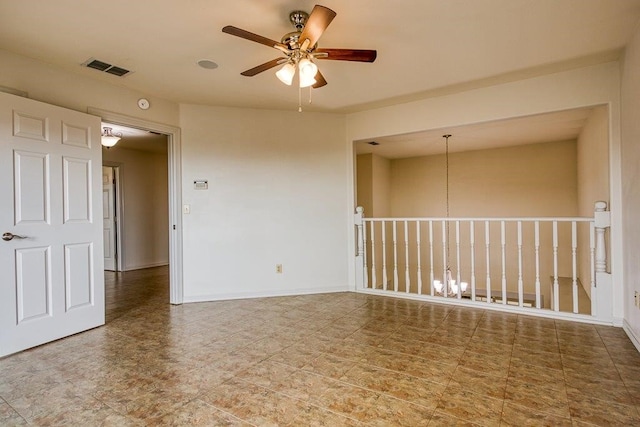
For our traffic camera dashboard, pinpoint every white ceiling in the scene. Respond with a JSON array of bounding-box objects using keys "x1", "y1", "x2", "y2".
[
  {"x1": 355, "y1": 107, "x2": 597, "y2": 159},
  {"x1": 1, "y1": 0, "x2": 639, "y2": 114}
]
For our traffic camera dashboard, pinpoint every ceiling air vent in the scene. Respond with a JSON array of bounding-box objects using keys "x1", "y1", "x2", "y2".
[{"x1": 83, "y1": 58, "x2": 131, "y2": 77}]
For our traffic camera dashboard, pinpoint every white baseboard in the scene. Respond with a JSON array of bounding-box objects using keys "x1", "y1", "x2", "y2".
[
  {"x1": 623, "y1": 319, "x2": 640, "y2": 353},
  {"x1": 123, "y1": 262, "x2": 169, "y2": 271},
  {"x1": 183, "y1": 285, "x2": 349, "y2": 303}
]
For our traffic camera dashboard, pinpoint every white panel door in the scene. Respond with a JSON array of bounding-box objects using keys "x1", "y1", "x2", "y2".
[
  {"x1": 0, "y1": 92, "x2": 104, "y2": 357},
  {"x1": 102, "y1": 166, "x2": 116, "y2": 271}
]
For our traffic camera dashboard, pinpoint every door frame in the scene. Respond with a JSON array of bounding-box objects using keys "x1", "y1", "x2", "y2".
[
  {"x1": 102, "y1": 163, "x2": 124, "y2": 272},
  {"x1": 89, "y1": 108, "x2": 183, "y2": 304}
]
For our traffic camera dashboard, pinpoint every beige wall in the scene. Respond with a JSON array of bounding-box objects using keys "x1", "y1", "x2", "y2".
[
  {"x1": 359, "y1": 141, "x2": 579, "y2": 304},
  {"x1": 577, "y1": 106, "x2": 610, "y2": 296},
  {"x1": 390, "y1": 141, "x2": 578, "y2": 217},
  {"x1": 356, "y1": 154, "x2": 373, "y2": 216},
  {"x1": 346, "y1": 61, "x2": 623, "y2": 319},
  {"x1": 0, "y1": 49, "x2": 179, "y2": 126},
  {"x1": 180, "y1": 104, "x2": 349, "y2": 301},
  {"x1": 103, "y1": 146, "x2": 169, "y2": 270},
  {"x1": 357, "y1": 153, "x2": 391, "y2": 217},
  {"x1": 621, "y1": 23, "x2": 640, "y2": 345}
]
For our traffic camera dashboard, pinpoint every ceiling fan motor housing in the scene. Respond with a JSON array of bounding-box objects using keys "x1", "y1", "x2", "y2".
[{"x1": 289, "y1": 11, "x2": 309, "y2": 31}]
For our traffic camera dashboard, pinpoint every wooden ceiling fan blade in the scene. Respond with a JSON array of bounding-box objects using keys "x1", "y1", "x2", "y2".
[
  {"x1": 241, "y1": 58, "x2": 287, "y2": 76},
  {"x1": 299, "y1": 5, "x2": 336, "y2": 49},
  {"x1": 312, "y1": 70, "x2": 327, "y2": 88},
  {"x1": 315, "y1": 48, "x2": 377, "y2": 62},
  {"x1": 222, "y1": 26, "x2": 288, "y2": 51}
]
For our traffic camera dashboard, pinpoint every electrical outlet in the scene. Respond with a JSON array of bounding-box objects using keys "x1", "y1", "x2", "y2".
[{"x1": 276, "y1": 264, "x2": 283, "y2": 274}]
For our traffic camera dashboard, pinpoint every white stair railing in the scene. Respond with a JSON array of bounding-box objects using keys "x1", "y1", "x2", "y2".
[{"x1": 354, "y1": 202, "x2": 612, "y2": 322}]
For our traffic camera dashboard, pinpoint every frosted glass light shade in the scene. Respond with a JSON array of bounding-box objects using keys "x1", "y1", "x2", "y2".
[
  {"x1": 276, "y1": 63, "x2": 295, "y2": 85},
  {"x1": 298, "y1": 58, "x2": 318, "y2": 87},
  {"x1": 299, "y1": 73, "x2": 316, "y2": 88},
  {"x1": 298, "y1": 58, "x2": 318, "y2": 79},
  {"x1": 101, "y1": 136, "x2": 120, "y2": 147}
]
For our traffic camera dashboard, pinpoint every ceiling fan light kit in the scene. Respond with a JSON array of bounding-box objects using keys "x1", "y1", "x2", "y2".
[
  {"x1": 276, "y1": 62, "x2": 296, "y2": 85},
  {"x1": 222, "y1": 4, "x2": 376, "y2": 110}
]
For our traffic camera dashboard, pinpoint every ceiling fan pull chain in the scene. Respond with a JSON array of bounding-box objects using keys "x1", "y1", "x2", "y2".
[
  {"x1": 298, "y1": 85, "x2": 302, "y2": 112},
  {"x1": 309, "y1": 86, "x2": 313, "y2": 105}
]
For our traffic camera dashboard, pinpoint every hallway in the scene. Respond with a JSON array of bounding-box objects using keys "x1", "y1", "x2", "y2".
[{"x1": 1, "y1": 267, "x2": 640, "y2": 425}]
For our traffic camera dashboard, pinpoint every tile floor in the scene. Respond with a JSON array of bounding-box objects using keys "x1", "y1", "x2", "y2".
[{"x1": 1, "y1": 266, "x2": 640, "y2": 426}]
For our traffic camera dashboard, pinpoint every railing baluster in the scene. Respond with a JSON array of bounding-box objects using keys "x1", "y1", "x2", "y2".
[
  {"x1": 553, "y1": 220, "x2": 559, "y2": 311},
  {"x1": 429, "y1": 221, "x2": 434, "y2": 296},
  {"x1": 456, "y1": 221, "x2": 461, "y2": 299},
  {"x1": 353, "y1": 214, "x2": 596, "y2": 318},
  {"x1": 535, "y1": 221, "x2": 541, "y2": 309},
  {"x1": 501, "y1": 221, "x2": 507, "y2": 305},
  {"x1": 485, "y1": 221, "x2": 491, "y2": 303},
  {"x1": 370, "y1": 222, "x2": 376, "y2": 289},
  {"x1": 404, "y1": 221, "x2": 410, "y2": 293},
  {"x1": 470, "y1": 221, "x2": 476, "y2": 302},
  {"x1": 590, "y1": 222, "x2": 596, "y2": 315},
  {"x1": 363, "y1": 219, "x2": 368, "y2": 289},
  {"x1": 393, "y1": 221, "x2": 399, "y2": 292},
  {"x1": 572, "y1": 221, "x2": 578, "y2": 313},
  {"x1": 517, "y1": 221, "x2": 523, "y2": 307},
  {"x1": 417, "y1": 221, "x2": 423, "y2": 295},
  {"x1": 442, "y1": 220, "x2": 448, "y2": 297},
  {"x1": 382, "y1": 221, "x2": 387, "y2": 291}
]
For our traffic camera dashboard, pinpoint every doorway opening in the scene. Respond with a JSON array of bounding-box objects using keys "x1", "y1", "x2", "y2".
[
  {"x1": 102, "y1": 164, "x2": 121, "y2": 271},
  {"x1": 90, "y1": 108, "x2": 183, "y2": 305},
  {"x1": 102, "y1": 124, "x2": 169, "y2": 274}
]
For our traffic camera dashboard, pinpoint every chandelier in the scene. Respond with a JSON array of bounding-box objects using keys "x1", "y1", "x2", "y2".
[{"x1": 433, "y1": 134, "x2": 469, "y2": 296}]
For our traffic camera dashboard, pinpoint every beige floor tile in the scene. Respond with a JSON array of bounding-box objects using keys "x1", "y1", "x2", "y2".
[
  {"x1": 499, "y1": 401, "x2": 572, "y2": 426},
  {"x1": 312, "y1": 379, "x2": 380, "y2": 421},
  {"x1": 362, "y1": 394, "x2": 433, "y2": 426},
  {"x1": 0, "y1": 400, "x2": 28, "y2": 425},
  {"x1": 436, "y1": 386, "x2": 503, "y2": 427},
  {"x1": 2, "y1": 266, "x2": 640, "y2": 426},
  {"x1": 448, "y1": 366, "x2": 507, "y2": 399},
  {"x1": 567, "y1": 393, "x2": 640, "y2": 426},
  {"x1": 504, "y1": 378, "x2": 570, "y2": 418},
  {"x1": 340, "y1": 363, "x2": 445, "y2": 409},
  {"x1": 428, "y1": 410, "x2": 483, "y2": 426},
  {"x1": 156, "y1": 399, "x2": 251, "y2": 426}
]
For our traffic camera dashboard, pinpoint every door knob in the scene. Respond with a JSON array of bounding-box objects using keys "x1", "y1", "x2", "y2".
[{"x1": 2, "y1": 232, "x2": 27, "y2": 241}]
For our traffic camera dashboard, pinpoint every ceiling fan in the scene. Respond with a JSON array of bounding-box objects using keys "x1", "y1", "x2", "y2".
[{"x1": 222, "y1": 4, "x2": 377, "y2": 89}]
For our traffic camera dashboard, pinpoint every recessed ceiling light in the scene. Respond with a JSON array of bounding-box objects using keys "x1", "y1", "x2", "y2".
[{"x1": 197, "y1": 59, "x2": 218, "y2": 70}]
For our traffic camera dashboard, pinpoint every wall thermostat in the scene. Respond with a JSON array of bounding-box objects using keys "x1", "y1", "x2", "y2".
[
  {"x1": 137, "y1": 98, "x2": 150, "y2": 110},
  {"x1": 194, "y1": 180, "x2": 208, "y2": 190}
]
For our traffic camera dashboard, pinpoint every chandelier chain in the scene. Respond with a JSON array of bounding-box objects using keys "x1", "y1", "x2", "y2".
[{"x1": 444, "y1": 134, "x2": 451, "y2": 270}]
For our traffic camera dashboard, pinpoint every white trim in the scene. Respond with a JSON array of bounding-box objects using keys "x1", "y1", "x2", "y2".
[
  {"x1": 183, "y1": 286, "x2": 349, "y2": 303},
  {"x1": 88, "y1": 107, "x2": 183, "y2": 304},
  {"x1": 123, "y1": 262, "x2": 170, "y2": 271},
  {"x1": 102, "y1": 162, "x2": 124, "y2": 272},
  {"x1": 623, "y1": 319, "x2": 640, "y2": 352}
]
